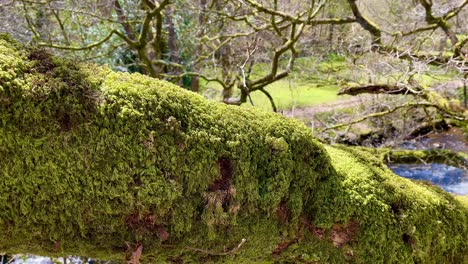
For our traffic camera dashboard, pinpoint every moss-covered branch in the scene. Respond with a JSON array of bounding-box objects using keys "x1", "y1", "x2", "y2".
[
  {"x1": 417, "y1": 0, "x2": 459, "y2": 47},
  {"x1": 346, "y1": 0, "x2": 382, "y2": 45},
  {"x1": 357, "y1": 146, "x2": 468, "y2": 170},
  {"x1": 0, "y1": 35, "x2": 467, "y2": 264},
  {"x1": 346, "y1": 0, "x2": 467, "y2": 59},
  {"x1": 337, "y1": 84, "x2": 423, "y2": 96}
]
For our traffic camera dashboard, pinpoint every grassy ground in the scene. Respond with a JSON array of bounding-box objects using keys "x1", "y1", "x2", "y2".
[
  {"x1": 200, "y1": 53, "x2": 459, "y2": 112},
  {"x1": 200, "y1": 54, "x2": 347, "y2": 111},
  {"x1": 245, "y1": 82, "x2": 340, "y2": 111},
  {"x1": 245, "y1": 55, "x2": 346, "y2": 111},
  {"x1": 202, "y1": 81, "x2": 342, "y2": 112}
]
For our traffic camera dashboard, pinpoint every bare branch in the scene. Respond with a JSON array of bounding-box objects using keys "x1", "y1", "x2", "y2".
[
  {"x1": 306, "y1": 17, "x2": 356, "y2": 25},
  {"x1": 323, "y1": 102, "x2": 465, "y2": 131},
  {"x1": 259, "y1": 88, "x2": 277, "y2": 112},
  {"x1": 38, "y1": 30, "x2": 132, "y2": 50}
]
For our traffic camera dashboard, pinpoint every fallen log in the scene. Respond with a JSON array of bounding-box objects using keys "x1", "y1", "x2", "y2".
[
  {"x1": 337, "y1": 84, "x2": 422, "y2": 96},
  {"x1": 406, "y1": 119, "x2": 449, "y2": 139},
  {"x1": 0, "y1": 35, "x2": 467, "y2": 263},
  {"x1": 355, "y1": 146, "x2": 468, "y2": 170}
]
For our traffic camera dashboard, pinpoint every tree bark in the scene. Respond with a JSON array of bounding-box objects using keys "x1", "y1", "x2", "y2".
[
  {"x1": 165, "y1": 5, "x2": 181, "y2": 78},
  {"x1": 191, "y1": 0, "x2": 208, "y2": 93}
]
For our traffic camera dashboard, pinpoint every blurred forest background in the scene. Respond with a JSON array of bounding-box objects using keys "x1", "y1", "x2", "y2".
[{"x1": 1, "y1": 0, "x2": 467, "y2": 146}]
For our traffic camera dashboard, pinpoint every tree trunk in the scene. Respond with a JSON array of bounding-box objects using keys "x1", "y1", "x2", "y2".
[
  {"x1": 191, "y1": 76, "x2": 200, "y2": 93},
  {"x1": 165, "y1": 5, "x2": 181, "y2": 79},
  {"x1": 464, "y1": 73, "x2": 467, "y2": 108},
  {"x1": 214, "y1": 0, "x2": 235, "y2": 101},
  {"x1": 328, "y1": 23, "x2": 334, "y2": 50},
  {"x1": 190, "y1": 0, "x2": 208, "y2": 93}
]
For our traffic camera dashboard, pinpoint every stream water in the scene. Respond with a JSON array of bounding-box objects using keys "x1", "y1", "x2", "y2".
[
  {"x1": 390, "y1": 127, "x2": 468, "y2": 195},
  {"x1": 1, "y1": 255, "x2": 100, "y2": 264},
  {"x1": 1, "y1": 255, "x2": 106, "y2": 264},
  {"x1": 388, "y1": 163, "x2": 468, "y2": 195}
]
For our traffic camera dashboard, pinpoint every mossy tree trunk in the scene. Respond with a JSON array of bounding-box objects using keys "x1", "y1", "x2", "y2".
[{"x1": 0, "y1": 36, "x2": 467, "y2": 263}]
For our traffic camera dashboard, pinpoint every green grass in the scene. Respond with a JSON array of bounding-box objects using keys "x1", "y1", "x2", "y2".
[
  {"x1": 200, "y1": 53, "x2": 458, "y2": 112},
  {"x1": 201, "y1": 79, "x2": 341, "y2": 112},
  {"x1": 201, "y1": 54, "x2": 346, "y2": 111},
  {"x1": 245, "y1": 54, "x2": 347, "y2": 111},
  {"x1": 245, "y1": 82, "x2": 340, "y2": 111}
]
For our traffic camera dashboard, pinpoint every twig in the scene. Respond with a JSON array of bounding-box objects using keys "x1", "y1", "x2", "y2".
[
  {"x1": 185, "y1": 238, "x2": 247, "y2": 256},
  {"x1": 238, "y1": 43, "x2": 258, "y2": 106},
  {"x1": 259, "y1": 88, "x2": 278, "y2": 112},
  {"x1": 322, "y1": 102, "x2": 465, "y2": 132}
]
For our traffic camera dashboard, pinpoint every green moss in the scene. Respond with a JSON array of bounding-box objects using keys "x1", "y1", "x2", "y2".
[
  {"x1": 456, "y1": 195, "x2": 468, "y2": 207},
  {"x1": 355, "y1": 146, "x2": 467, "y2": 170},
  {"x1": 312, "y1": 146, "x2": 468, "y2": 263},
  {"x1": 0, "y1": 37, "x2": 331, "y2": 261},
  {"x1": 0, "y1": 37, "x2": 467, "y2": 263}
]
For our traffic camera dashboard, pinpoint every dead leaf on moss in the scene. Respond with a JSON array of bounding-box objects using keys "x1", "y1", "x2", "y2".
[
  {"x1": 125, "y1": 243, "x2": 143, "y2": 264},
  {"x1": 329, "y1": 221, "x2": 359, "y2": 248}
]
